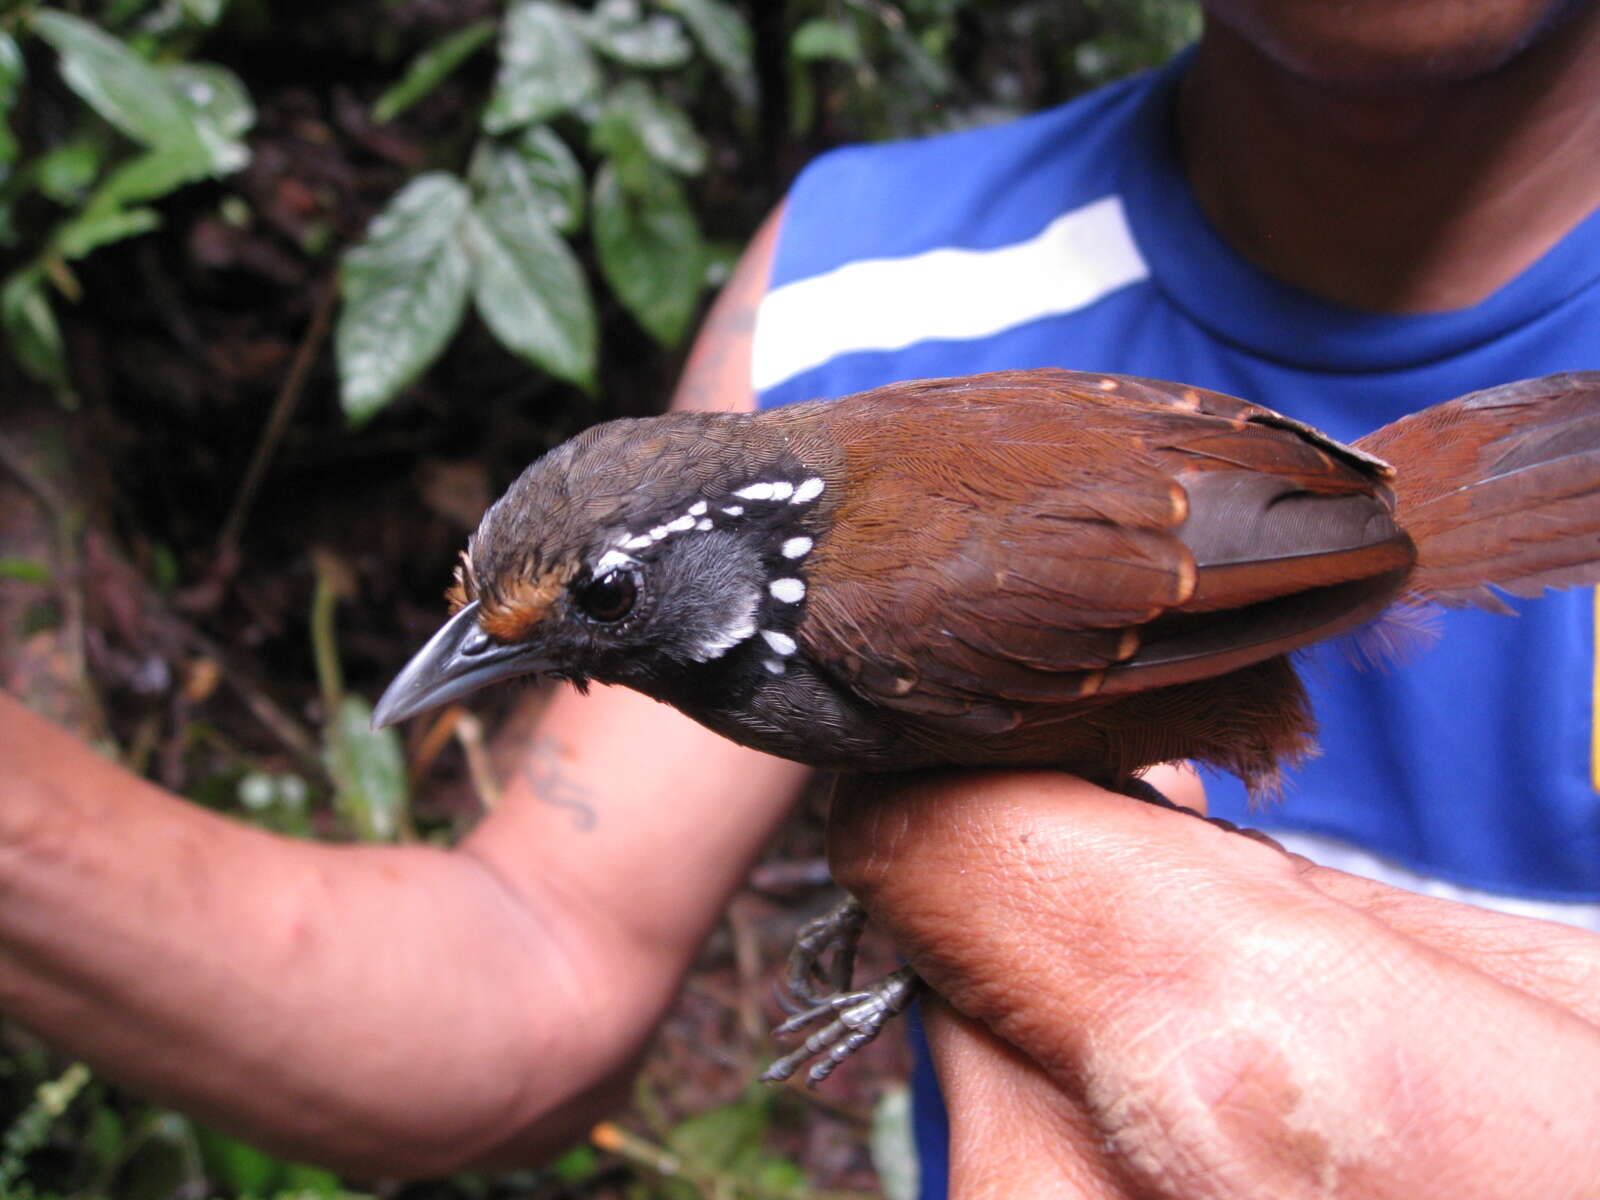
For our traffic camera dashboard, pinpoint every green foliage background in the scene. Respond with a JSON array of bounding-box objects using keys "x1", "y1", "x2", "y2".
[{"x1": 0, "y1": 1, "x2": 1198, "y2": 1196}]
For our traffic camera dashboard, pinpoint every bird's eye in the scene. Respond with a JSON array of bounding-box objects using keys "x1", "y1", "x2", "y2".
[{"x1": 575, "y1": 570, "x2": 639, "y2": 623}]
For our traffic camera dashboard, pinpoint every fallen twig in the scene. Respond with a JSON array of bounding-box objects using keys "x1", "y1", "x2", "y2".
[{"x1": 215, "y1": 276, "x2": 338, "y2": 569}]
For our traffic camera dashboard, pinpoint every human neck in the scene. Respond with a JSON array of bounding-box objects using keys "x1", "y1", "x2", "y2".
[{"x1": 1180, "y1": 11, "x2": 1600, "y2": 313}]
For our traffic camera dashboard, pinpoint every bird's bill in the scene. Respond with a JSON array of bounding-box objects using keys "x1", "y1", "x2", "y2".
[{"x1": 371, "y1": 601, "x2": 553, "y2": 729}]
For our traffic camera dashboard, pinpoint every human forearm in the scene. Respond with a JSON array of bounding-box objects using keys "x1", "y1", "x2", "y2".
[
  {"x1": 0, "y1": 696, "x2": 618, "y2": 1172},
  {"x1": 0, "y1": 692, "x2": 798, "y2": 1175}
]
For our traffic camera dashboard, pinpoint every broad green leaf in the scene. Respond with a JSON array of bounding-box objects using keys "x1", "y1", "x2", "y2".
[
  {"x1": 483, "y1": 1, "x2": 599, "y2": 134},
  {"x1": 91, "y1": 144, "x2": 211, "y2": 210},
  {"x1": 337, "y1": 172, "x2": 472, "y2": 423},
  {"x1": 0, "y1": 31, "x2": 22, "y2": 166},
  {"x1": 463, "y1": 189, "x2": 596, "y2": 390},
  {"x1": 583, "y1": 0, "x2": 691, "y2": 69},
  {"x1": 592, "y1": 160, "x2": 703, "y2": 347},
  {"x1": 790, "y1": 17, "x2": 863, "y2": 63},
  {"x1": 33, "y1": 12, "x2": 207, "y2": 155},
  {"x1": 469, "y1": 124, "x2": 584, "y2": 233},
  {"x1": 31, "y1": 132, "x2": 107, "y2": 203},
  {"x1": 51, "y1": 205, "x2": 161, "y2": 259},
  {"x1": 587, "y1": 104, "x2": 652, "y2": 195},
  {"x1": 373, "y1": 19, "x2": 496, "y2": 123},
  {"x1": 593, "y1": 79, "x2": 705, "y2": 176},
  {"x1": 1, "y1": 271, "x2": 68, "y2": 392},
  {"x1": 657, "y1": 0, "x2": 755, "y2": 106},
  {"x1": 166, "y1": 62, "x2": 255, "y2": 143},
  {"x1": 323, "y1": 694, "x2": 408, "y2": 842}
]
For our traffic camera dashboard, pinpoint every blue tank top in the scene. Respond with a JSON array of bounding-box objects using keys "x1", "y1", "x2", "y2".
[{"x1": 752, "y1": 51, "x2": 1600, "y2": 1198}]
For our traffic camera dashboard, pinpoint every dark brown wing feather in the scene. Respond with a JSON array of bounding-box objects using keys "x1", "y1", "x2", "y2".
[{"x1": 792, "y1": 371, "x2": 1414, "y2": 740}]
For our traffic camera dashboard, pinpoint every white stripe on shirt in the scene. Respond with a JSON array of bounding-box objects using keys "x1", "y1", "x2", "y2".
[
  {"x1": 752, "y1": 194, "x2": 1150, "y2": 393},
  {"x1": 1269, "y1": 829, "x2": 1600, "y2": 933}
]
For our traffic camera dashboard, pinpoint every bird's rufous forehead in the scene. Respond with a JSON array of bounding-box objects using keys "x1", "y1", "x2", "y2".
[{"x1": 446, "y1": 549, "x2": 577, "y2": 642}]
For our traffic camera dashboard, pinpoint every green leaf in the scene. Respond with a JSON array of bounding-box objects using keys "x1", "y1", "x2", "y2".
[
  {"x1": 277, "y1": 1161, "x2": 346, "y2": 1195},
  {"x1": 664, "y1": 1094, "x2": 768, "y2": 1169},
  {"x1": 593, "y1": 79, "x2": 705, "y2": 176},
  {"x1": 373, "y1": 19, "x2": 496, "y2": 123},
  {"x1": 463, "y1": 188, "x2": 596, "y2": 390},
  {"x1": 89, "y1": 145, "x2": 210, "y2": 210},
  {"x1": 592, "y1": 160, "x2": 703, "y2": 347},
  {"x1": 469, "y1": 124, "x2": 584, "y2": 234},
  {"x1": 166, "y1": 61, "x2": 256, "y2": 144},
  {"x1": 657, "y1": 0, "x2": 755, "y2": 106},
  {"x1": 550, "y1": 1144, "x2": 599, "y2": 1183},
  {"x1": 52, "y1": 205, "x2": 161, "y2": 259},
  {"x1": 483, "y1": 1, "x2": 599, "y2": 135},
  {"x1": 753, "y1": 1157, "x2": 807, "y2": 1189},
  {"x1": 32, "y1": 12, "x2": 208, "y2": 155},
  {"x1": 1, "y1": 270, "x2": 69, "y2": 393},
  {"x1": 583, "y1": 0, "x2": 691, "y2": 69},
  {"x1": 0, "y1": 558, "x2": 51, "y2": 584},
  {"x1": 0, "y1": 31, "x2": 22, "y2": 166},
  {"x1": 337, "y1": 172, "x2": 472, "y2": 423},
  {"x1": 790, "y1": 17, "x2": 863, "y2": 63},
  {"x1": 31, "y1": 132, "x2": 107, "y2": 203},
  {"x1": 323, "y1": 694, "x2": 408, "y2": 842},
  {"x1": 195, "y1": 1127, "x2": 283, "y2": 1196}
]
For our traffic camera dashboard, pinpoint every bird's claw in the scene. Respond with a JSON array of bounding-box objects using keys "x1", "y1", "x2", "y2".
[
  {"x1": 781, "y1": 897, "x2": 868, "y2": 1009},
  {"x1": 760, "y1": 966, "x2": 920, "y2": 1086}
]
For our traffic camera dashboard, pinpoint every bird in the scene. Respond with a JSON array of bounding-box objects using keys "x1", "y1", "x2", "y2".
[{"x1": 373, "y1": 367, "x2": 1600, "y2": 1079}]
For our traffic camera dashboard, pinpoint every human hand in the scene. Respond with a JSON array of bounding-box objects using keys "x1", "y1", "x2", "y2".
[{"x1": 827, "y1": 770, "x2": 1600, "y2": 1199}]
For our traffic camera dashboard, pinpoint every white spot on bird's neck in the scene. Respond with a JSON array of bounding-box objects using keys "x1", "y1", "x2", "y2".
[
  {"x1": 781, "y1": 537, "x2": 813, "y2": 559},
  {"x1": 761, "y1": 630, "x2": 797, "y2": 656},
  {"x1": 722, "y1": 505, "x2": 744, "y2": 516},
  {"x1": 791, "y1": 477, "x2": 825, "y2": 504},
  {"x1": 735, "y1": 482, "x2": 776, "y2": 501},
  {"x1": 687, "y1": 500, "x2": 707, "y2": 516},
  {"x1": 769, "y1": 578, "x2": 806, "y2": 603}
]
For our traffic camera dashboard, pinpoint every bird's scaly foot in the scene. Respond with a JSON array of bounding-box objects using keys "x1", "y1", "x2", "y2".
[
  {"x1": 761, "y1": 965, "x2": 920, "y2": 1085},
  {"x1": 763, "y1": 897, "x2": 922, "y2": 1085}
]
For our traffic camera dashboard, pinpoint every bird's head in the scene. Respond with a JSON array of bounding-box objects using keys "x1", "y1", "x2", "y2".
[{"x1": 372, "y1": 409, "x2": 836, "y2": 729}]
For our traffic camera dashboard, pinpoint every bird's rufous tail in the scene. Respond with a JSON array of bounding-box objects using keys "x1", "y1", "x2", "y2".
[{"x1": 1356, "y1": 372, "x2": 1600, "y2": 614}]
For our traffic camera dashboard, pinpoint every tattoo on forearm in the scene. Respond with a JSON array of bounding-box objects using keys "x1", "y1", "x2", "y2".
[{"x1": 522, "y1": 736, "x2": 597, "y2": 831}]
